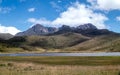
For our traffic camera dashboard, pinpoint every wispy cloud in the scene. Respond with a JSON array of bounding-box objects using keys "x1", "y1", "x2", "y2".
[
  {"x1": 58, "y1": 0, "x2": 62, "y2": 3},
  {"x1": 0, "y1": 7, "x2": 12, "y2": 13},
  {"x1": 27, "y1": 18, "x2": 51, "y2": 26},
  {"x1": 50, "y1": 1, "x2": 62, "y2": 12},
  {"x1": 116, "y1": 16, "x2": 120, "y2": 21},
  {"x1": 28, "y1": 8, "x2": 35, "y2": 12}
]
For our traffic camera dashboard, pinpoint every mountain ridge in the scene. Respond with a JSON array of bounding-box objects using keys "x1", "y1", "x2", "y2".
[{"x1": 15, "y1": 23, "x2": 113, "y2": 37}]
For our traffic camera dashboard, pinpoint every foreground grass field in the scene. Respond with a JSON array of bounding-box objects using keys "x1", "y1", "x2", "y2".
[{"x1": 0, "y1": 56, "x2": 120, "y2": 75}]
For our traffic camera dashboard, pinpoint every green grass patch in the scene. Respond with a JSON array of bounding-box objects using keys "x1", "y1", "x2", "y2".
[{"x1": 0, "y1": 56, "x2": 120, "y2": 65}]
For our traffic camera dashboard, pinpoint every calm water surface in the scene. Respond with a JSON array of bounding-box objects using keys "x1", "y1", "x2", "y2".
[{"x1": 0, "y1": 52, "x2": 120, "y2": 56}]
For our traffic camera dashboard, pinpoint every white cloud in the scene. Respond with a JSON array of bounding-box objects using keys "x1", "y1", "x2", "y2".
[
  {"x1": 28, "y1": 8, "x2": 35, "y2": 12},
  {"x1": 50, "y1": 1, "x2": 61, "y2": 12},
  {"x1": 0, "y1": 7, "x2": 12, "y2": 13},
  {"x1": 27, "y1": 2, "x2": 108, "y2": 29},
  {"x1": 116, "y1": 16, "x2": 120, "y2": 21},
  {"x1": 0, "y1": 24, "x2": 21, "y2": 35},
  {"x1": 87, "y1": 0, "x2": 120, "y2": 11},
  {"x1": 27, "y1": 18, "x2": 51, "y2": 26},
  {"x1": 51, "y1": 2, "x2": 108, "y2": 28}
]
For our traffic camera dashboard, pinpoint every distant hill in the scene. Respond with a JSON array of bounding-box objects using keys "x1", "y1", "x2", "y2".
[{"x1": 0, "y1": 33, "x2": 13, "y2": 40}]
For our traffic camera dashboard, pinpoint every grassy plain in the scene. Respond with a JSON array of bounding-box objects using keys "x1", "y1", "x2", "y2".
[{"x1": 0, "y1": 56, "x2": 120, "y2": 75}]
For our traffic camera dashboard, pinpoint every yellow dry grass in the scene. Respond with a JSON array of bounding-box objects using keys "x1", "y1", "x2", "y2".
[{"x1": 0, "y1": 61, "x2": 119, "y2": 75}]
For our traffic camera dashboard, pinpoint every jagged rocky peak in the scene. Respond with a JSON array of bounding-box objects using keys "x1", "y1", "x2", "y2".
[
  {"x1": 33, "y1": 24, "x2": 43, "y2": 27},
  {"x1": 16, "y1": 24, "x2": 58, "y2": 36},
  {"x1": 31, "y1": 24, "x2": 48, "y2": 33},
  {"x1": 59, "y1": 23, "x2": 97, "y2": 31},
  {"x1": 31, "y1": 24, "x2": 58, "y2": 33},
  {"x1": 77, "y1": 23, "x2": 97, "y2": 30}
]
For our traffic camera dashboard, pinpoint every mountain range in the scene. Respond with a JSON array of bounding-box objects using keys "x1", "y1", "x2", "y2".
[
  {"x1": 16, "y1": 23, "x2": 113, "y2": 37},
  {"x1": 0, "y1": 23, "x2": 120, "y2": 53}
]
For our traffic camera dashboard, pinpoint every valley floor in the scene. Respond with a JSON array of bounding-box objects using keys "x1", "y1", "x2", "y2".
[{"x1": 0, "y1": 56, "x2": 120, "y2": 75}]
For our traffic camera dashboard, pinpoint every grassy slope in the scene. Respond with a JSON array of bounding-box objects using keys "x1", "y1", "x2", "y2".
[
  {"x1": 0, "y1": 32, "x2": 120, "y2": 52},
  {"x1": 26, "y1": 32, "x2": 89, "y2": 49},
  {"x1": 0, "y1": 32, "x2": 90, "y2": 52},
  {"x1": 0, "y1": 36, "x2": 26, "y2": 53},
  {"x1": 65, "y1": 33, "x2": 120, "y2": 52}
]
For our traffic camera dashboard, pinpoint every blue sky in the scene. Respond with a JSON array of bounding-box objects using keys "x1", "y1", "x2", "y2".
[{"x1": 0, "y1": 0, "x2": 120, "y2": 35}]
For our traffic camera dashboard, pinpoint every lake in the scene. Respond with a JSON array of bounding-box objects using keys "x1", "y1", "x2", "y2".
[{"x1": 0, "y1": 52, "x2": 120, "y2": 56}]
